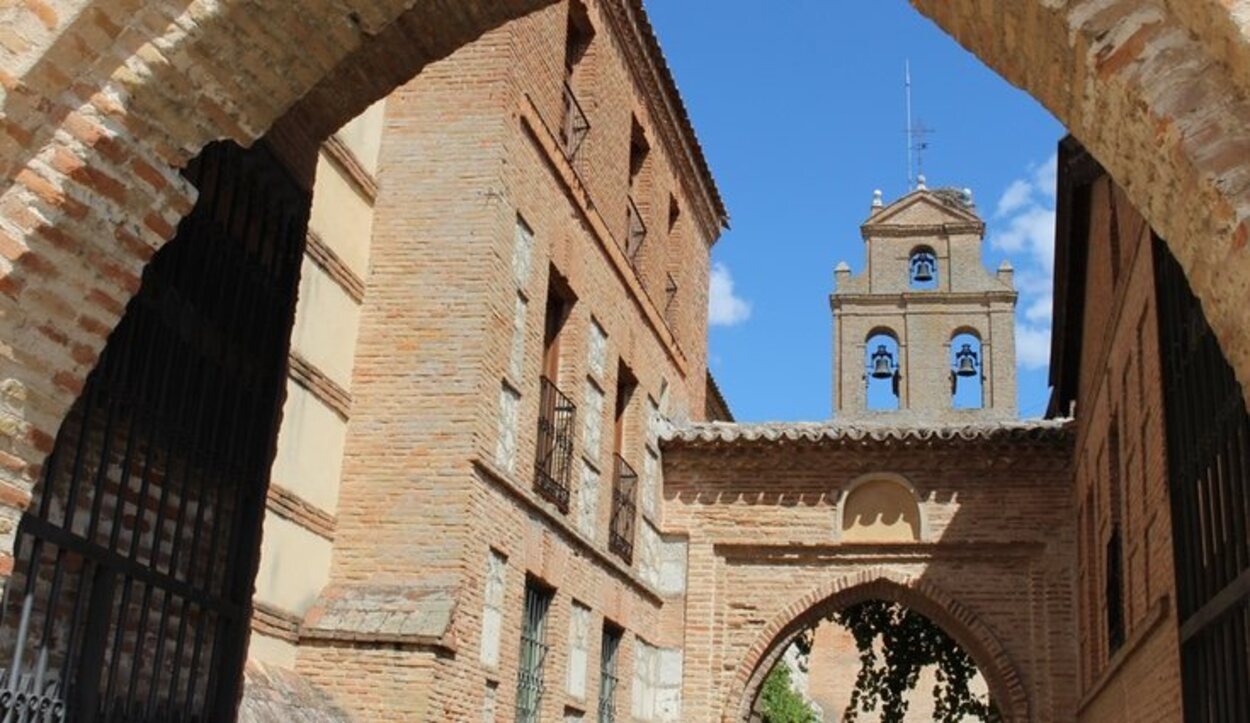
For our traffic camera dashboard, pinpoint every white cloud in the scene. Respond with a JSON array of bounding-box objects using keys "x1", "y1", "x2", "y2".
[
  {"x1": 1016, "y1": 324, "x2": 1051, "y2": 370},
  {"x1": 708, "y1": 262, "x2": 751, "y2": 326},
  {"x1": 992, "y1": 206, "x2": 1056, "y2": 273},
  {"x1": 1033, "y1": 154, "x2": 1058, "y2": 200},
  {"x1": 995, "y1": 179, "x2": 1033, "y2": 218},
  {"x1": 989, "y1": 152, "x2": 1060, "y2": 377},
  {"x1": 1024, "y1": 295, "x2": 1052, "y2": 323}
]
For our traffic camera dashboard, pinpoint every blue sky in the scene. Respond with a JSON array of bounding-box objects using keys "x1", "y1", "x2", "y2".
[{"x1": 646, "y1": 1, "x2": 1065, "y2": 422}]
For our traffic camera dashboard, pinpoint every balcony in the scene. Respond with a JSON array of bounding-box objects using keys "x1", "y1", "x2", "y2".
[
  {"x1": 559, "y1": 82, "x2": 591, "y2": 162},
  {"x1": 608, "y1": 454, "x2": 638, "y2": 563},
  {"x1": 625, "y1": 196, "x2": 647, "y2": 263},
  {"x1": 535, "y1": 376, "x2": 576, "y2": 512}
]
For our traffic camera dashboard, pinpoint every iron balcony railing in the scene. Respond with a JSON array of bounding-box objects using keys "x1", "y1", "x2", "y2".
[
  {"x1": 535, "y1": 376, "x2": 576, "y2": 513},
  {"x1": 559, "y1": 82, "x2": 591, "y2": 161},
  {"x1": 608, "y1": 454, "x2": 638, "y2": 563},
  {"x1": 625, "y1": 196, "x2": 647, "y2": 262}
]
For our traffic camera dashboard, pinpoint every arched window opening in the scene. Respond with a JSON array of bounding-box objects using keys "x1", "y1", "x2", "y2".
[
  {"x1": 909, "y1": 246, "x2": 939, "y2": 290},
  {"x1": 865, "y1": 331, "x2": 901, "y2": 411},
  {"x1": 951, "y1": 332, "x2": 984, "y2": 409}
]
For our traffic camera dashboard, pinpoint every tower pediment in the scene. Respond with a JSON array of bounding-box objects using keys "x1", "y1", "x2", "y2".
[{"x1": 861, "y1": 189, "x2": 984, "y2": 237}]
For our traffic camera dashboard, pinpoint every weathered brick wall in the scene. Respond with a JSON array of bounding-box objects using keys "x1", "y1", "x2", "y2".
[
  {"x1": 293, "y1": 2, "x2": 723, "y2": 718},
  {"x1": 661, "y1": 430, "x2": 1077, "y2": 722},
  {"x1": 1069, "y1": 175, "x2": 1182, "y2": 723}
]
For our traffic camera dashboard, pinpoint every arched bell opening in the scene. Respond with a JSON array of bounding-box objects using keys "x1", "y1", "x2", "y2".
[
  {"x1": 951, "y1": 331, "x2": 984, "y2": 410},
  {"x1": 865, "y1": 330, "x2": 902, "y2": 411},
  {"x1": 909, "y1": 246, "x2": 939, "y2": 290}
]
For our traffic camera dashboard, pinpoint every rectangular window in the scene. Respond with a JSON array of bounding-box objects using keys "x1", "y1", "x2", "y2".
[
  {"x1": 559, "y1": 1, "x2": 594, "y2": 160},
  {"x1": 516, "y1": 579, "x2": 555, "y2": 722},
  {"x1": 598, "y1": 623, "x2": 623, "y2": 722},
  {"x1": 1105, "y1": 419, "x2": 1125, "y2": 656},
  {"x1": 536, "y1": 271, "x2": 577, "y2": 512},
  {"x1": 626, "y1": 117, "x2": 650, "y2": 261},
  {"x1": 609, "y1": 363, "x2": 639, "y2": 562}
]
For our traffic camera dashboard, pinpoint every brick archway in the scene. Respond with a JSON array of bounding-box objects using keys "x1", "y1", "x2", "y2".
[{"x1": 726, "y1": 567, "x2": 1029, "y2": 723}]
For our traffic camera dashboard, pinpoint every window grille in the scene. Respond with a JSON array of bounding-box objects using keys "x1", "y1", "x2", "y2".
[
  {"x1": 0, "y1": 140, "x2": 308, "y2": 722},
  {"x1": 535, "y1": 377, "x2": 576, "y2": 511},
  {"x1": 608, "y1": 455, "x2": 638, "y2": 563},
  {"x1": 598, "y1": 625, "x2": 622, "y2": 723},
  {"x1": 516, "y1": 581, "x2": 554, "y2": 722},
  {"x1": 1155, "y1": 233, "x2": 1250, "y2": 721}
]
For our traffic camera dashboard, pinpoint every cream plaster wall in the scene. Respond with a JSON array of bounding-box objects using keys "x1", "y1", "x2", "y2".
[
  {"x1": 337, "y1": 100, "x2": 387, "y2": 176},
  {"x1": 290, "y1": 258, "x2": 363, "y2": 389},
  {"x1": 270, "y1": 380, "x2": 350, "y2": 513},
  {"x1": 308, "y1": 153, "x2": 374, "y2": 278},
  {"x1": 254, "y1": 514, "x2": 335, "y2": 614}
]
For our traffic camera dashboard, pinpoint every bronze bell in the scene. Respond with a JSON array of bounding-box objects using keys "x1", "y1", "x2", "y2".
[
  {"x1": 912, "y1": 256, "x2": 935, "y2": 283},
  {"x1": 955, "y1": 343, "x2": 979, "y2": 377},
  {"x1": 870, "y1": 345, "x2": 895, "y2": 379}
]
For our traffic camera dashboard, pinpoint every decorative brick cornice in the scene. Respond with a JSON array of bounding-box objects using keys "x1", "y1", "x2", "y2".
[
  {"x1": 713, "y1": 540, "x2": 1047, "y2": 564},
  {"x1": 266, "y1": 481, "x2": 337, "y2": 541},
  {"x1": 321, "y1": 134, "x2": 378, "y2": 204},
  {"x1": 600, "y1": 0, "x2": 727, "y2": 242},
  {"x1": 305, "y1": 228, "x2": 365, "y2": 304},
  {"x1": 288, "y1": 351, "x2": 352, "y2": 421},
  {"x1": 251, "y1": 601, "x2": 303, "y2": 644}
]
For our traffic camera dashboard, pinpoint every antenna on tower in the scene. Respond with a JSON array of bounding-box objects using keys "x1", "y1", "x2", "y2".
[{"x1": 905, "y1": 60, "x2": 935, "y2": 191}]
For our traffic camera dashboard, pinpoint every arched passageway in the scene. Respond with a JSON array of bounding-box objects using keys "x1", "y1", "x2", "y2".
[
  {"x1": 0, "y1": 0, "x2": 1245, "y2": 580},
  {"x1": 731, "y1": 570, "x2": 1029, "y2": 723}
]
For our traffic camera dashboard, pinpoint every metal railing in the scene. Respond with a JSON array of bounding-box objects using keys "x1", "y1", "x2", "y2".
[
  {"x1": 608, "y1": 455, "x2": 638, "y2": 563},
  {"x1": 515, "y1": 582, "x2": 552, "y2": 723},
  {"x1": 535, "y1": 377, "x2": 576, "y2": 512},
  {"x1": 625, "y1": 196, "x2": 647, "y2": 262},
  {"x1": 559, "y1": 82, "x2": 591, "y2": 161}
]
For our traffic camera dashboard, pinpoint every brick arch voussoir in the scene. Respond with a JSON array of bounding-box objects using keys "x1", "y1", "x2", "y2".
[
  {"x1": 724, "y1": 567, "x2": 1030, "y2": 723},
  {"x1": 0, "y1": 0, "x2": 557, "y2": 573},
  {"x1": 911, "y1": 0, "x2": 1250, "y2": 411}
]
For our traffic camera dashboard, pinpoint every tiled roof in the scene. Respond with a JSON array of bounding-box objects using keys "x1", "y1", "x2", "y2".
[{"x1": 662, "y1": 419, "x2": 1073, "y2": 446}]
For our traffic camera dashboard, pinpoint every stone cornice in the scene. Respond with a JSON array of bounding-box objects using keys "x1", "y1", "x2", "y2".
[
  {"x1": 860, "y1": 221, "x2": 986, "y2": 239},
  {"x1": 601, "y1": 0, "x2": 727, "y2": 243},
  {"x1": 830, "y1": 289, "x2": 1018, "y2": 307}
]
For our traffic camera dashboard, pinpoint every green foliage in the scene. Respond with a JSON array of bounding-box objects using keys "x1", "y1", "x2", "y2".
[
  {"x1": 832, "y1": 600, "x2": 1001, "y2": 723},
  {"x1": 760, "y1": 662, "x2": 819, "y2": 723}
]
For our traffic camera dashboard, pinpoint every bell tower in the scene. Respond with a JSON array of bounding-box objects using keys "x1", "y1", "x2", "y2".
[{"x1": 831, "y1": 182, "x2": 1018, "y2": 421}]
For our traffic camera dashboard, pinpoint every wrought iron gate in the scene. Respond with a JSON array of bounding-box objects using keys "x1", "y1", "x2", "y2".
[
  {"x1": 1155, "y1": 234, "x2": 1250, "y2": 722},
  {"x1": 0, "y1": 140, "x2": 309, "y2": 721}
]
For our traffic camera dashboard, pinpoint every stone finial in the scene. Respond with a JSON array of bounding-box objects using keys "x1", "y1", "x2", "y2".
[
  {"x1": 834, "y1": 261, "x2": 852, "y2": 290},
  {"x1": 916, "y1": 174, "x2": 927, "y2": 190},
  {"x1": 997, "y1": 259, "x2": 1015, "y2": 288},
  {"x1": 871, "y1": 189, "x2": 884, "y2": 209}
]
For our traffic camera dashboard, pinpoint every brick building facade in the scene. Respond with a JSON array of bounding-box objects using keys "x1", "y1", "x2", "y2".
[{"x1": 1, "y1": 0, "x2": 1250, "y2": 722}]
